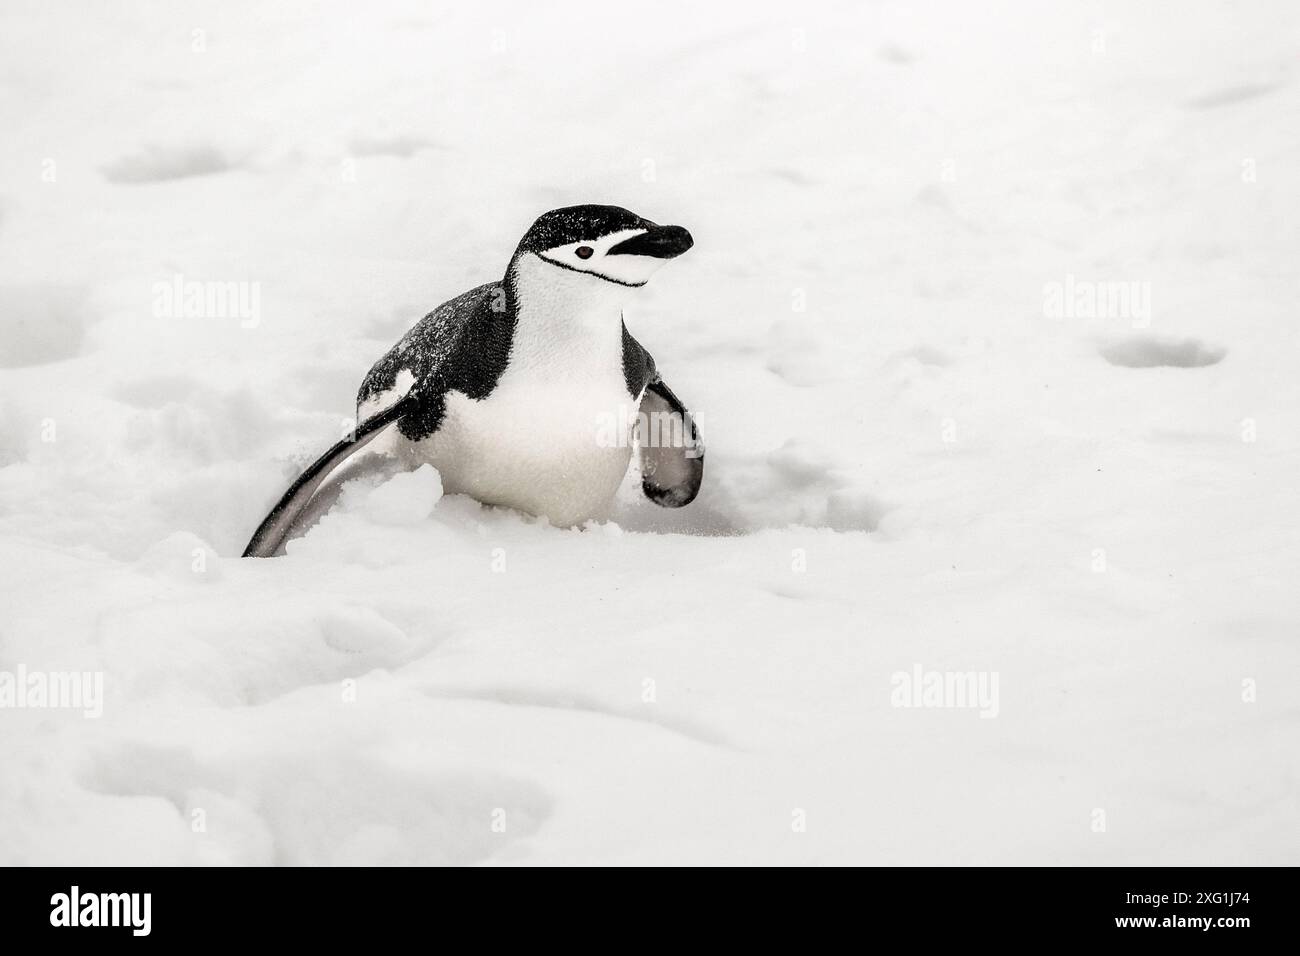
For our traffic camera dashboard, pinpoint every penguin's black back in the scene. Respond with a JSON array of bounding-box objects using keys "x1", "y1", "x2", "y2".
[{"x1": 358, "y1": 281, "x2": 516, "y2": 442}]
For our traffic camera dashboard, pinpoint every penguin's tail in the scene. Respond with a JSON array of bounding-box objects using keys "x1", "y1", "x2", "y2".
[{"x1": 242, "y1": 395, "x2": 414, "y2": 558}]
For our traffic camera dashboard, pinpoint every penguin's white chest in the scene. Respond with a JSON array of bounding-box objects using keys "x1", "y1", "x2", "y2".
[
  {"x1": 422, "y1": 369, "x2": 636, "y2": 526},
  {"x1": 398, "y1": 273, "x2": 641, "y2": 525},
  {"x1": 369, "y1": 257, "x2": 650, "y2": 526}
]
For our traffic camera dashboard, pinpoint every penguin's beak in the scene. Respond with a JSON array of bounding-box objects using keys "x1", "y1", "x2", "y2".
[{"x1": 607, "y1": 225, "x2": 694, "y2": 259}]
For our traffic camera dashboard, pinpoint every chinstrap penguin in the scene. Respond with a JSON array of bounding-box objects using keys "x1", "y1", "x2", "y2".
[{"x1": 244, "y1": 204, "x2": 703, "y2": 557}]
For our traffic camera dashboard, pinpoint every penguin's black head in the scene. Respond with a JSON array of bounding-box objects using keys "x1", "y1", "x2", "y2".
[{"x1": 513, "y1": 204, "x2": 693, "y2": 288}]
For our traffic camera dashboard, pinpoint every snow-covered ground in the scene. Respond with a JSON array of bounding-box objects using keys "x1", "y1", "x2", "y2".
[{"x1": 1, "y1": 0, "x2": 1297, "y2": 865}]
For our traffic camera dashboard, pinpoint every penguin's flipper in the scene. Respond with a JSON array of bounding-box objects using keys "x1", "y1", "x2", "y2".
[
  {"x1": 637, "y1": 377, "x2": 704, "y2": 508},
  {"x1": 242, "y1": 395, "x2": 414, "y2": 558}
]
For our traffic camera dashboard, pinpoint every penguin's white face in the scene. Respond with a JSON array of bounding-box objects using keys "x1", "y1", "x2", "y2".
[{"x1": 534, "y1": 224, "x2": 694, "y2": 289}]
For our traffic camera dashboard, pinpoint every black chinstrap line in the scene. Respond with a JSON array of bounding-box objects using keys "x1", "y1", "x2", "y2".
[{"x1": 534, "y1": 252, "x2": 648, "y2": 287}]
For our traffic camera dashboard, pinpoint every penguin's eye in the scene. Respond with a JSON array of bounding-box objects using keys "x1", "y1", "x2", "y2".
[{"x1": 575, "y1": 246, "x2": 594, "y2": 260}]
